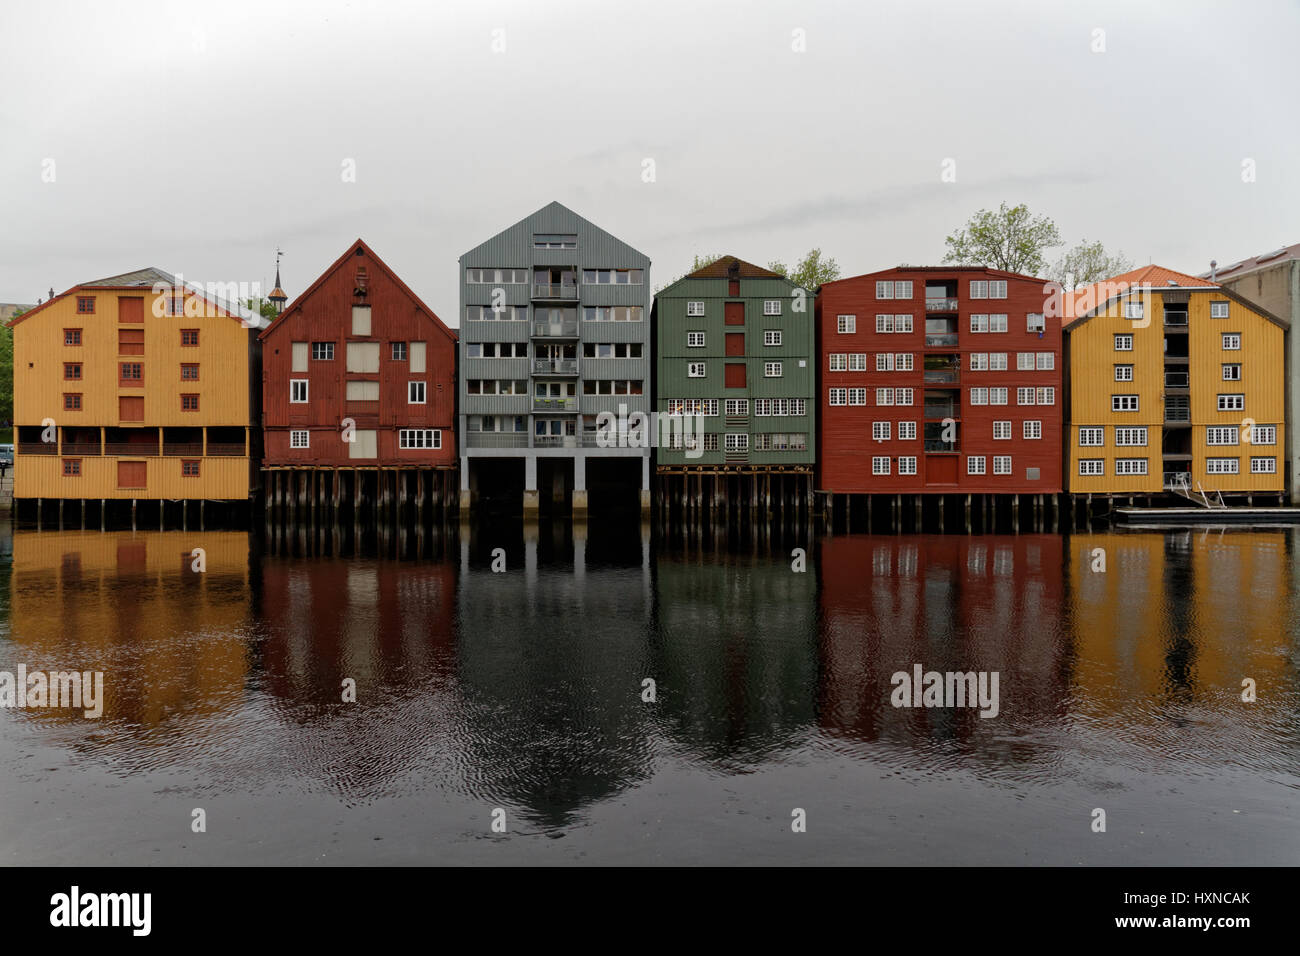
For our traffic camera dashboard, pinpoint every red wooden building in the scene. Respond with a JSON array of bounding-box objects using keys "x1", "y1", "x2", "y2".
[
  {"x1": 261, "y1": 239, "x2": 457, "y2": 468},
  {"x1": 816, "y1": 267, "x2": 1062, "y2": 504}
]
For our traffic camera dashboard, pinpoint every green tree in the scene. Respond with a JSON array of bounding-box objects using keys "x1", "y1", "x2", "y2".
[
  {"x1": 244, "y1": 297, "x2": 281, "y2": 323},
  {"x1": 0, "y1": 309, "x2": 18, "y2": 427},
  {"x1": 942, "y1": 202, "x2": 1062, "y2": 276},
  {"x1": 1049, "y1": 240, "x2": 1133, "y2": 290},
  {"x1": 767, "y1": 248, "x2": 841, "y2": 291},
  {"x1": 657, "y1": 253, "x2": 724, "y2": 291}
]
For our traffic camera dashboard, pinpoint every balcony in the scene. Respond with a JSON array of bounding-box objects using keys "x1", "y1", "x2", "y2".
[
  {"x1": 534, "y1": 435, "x2": 580, "y2": 448},
  {"x1": 18, "y1": 442, "x2": 57, "y2": 456},
  {"x1": 924, "y1": 334, "x2": 959, "y2": 347},
  {"x1": 923, "y1": 369, "x2": 960, "y2": 384},
  {"x1": 923, "y1": 403, "x2": 958, "y2": 419},
  {"x1": 533, "y1": 397, "x2": 577, "y2": 412},
  {"x1": 1164, "y1": 371, "x2": 1189, "y2": 388},
  {"x1": 105, "y1": 443, "x2": 158, "y2": 456},
  {"x1": 532, "y1": 283, "x2": 580, "y2": 300},
  {"x1": 59, "y1": 442, "x2": 102, "y2": 456},
  {"x1": 533, "y1": 320, "x2": 579, "y2": 338},
  {"x1": 533, "y1": 358, "x2": 579, "y2": 375},
  {"x1": 1164, "y1": 312, "x2": 1189, "y2": 327},
  {"x1": 466, "y1": 432, "x2": 529, "y2": 449},
  {"x1": 925, "y1": 297, "x2": 959, "y2": 312},
  {"x1": 924, "y1": 440, "x2": 958, "y2": 452},
  {"x1": 206, "y1": 442, "x2": 247, "y2": 457},
  {"x1": 1165, "y1": 406, "x2": 1191, "y2": 424},
  {"x1": 163, "y1": 442, "x2": 204, "y2": 457}
]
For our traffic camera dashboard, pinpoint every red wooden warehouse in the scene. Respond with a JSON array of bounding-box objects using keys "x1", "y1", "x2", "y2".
[
  {"x1": 815, "y1": 267, "x2": 1062, "y2": 527},
  {"x1": 260, "y1": 240, "x2": 458, "y2": 530}
]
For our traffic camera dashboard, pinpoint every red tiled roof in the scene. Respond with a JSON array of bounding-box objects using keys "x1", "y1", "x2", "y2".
[{"x1": 685, "y1": 256, "x2": 781, "y2": 280}]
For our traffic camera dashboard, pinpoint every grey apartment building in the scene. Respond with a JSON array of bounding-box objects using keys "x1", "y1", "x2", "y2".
[{"x1": 458, "y1": 201, "x2": 652, "y2": 515}]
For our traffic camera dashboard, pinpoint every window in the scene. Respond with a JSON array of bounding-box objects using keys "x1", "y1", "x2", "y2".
[
  {"x1": 180, "y1": 394, "x2": 199, "y2": 411},
  {"x1": 899, "y1": 421, "x2": 917, "y2": 440},
  {"x1": 351, "y1": 306, "x2": 372, "y2": 336},
  {"x1": 725, "y1": 433, "x2": 749, "y2": 452},
  {"x1": 876, "y1": 314, "x2": 894, "y2": 333},
  {"x1": 895, "y1": 388, "x2": 914, "y2": 405},
  {"x1": 64, "y1": 363, "x2": 82, "y2": 380},
  {"x1": 878, "y1": 353, "x2": 895, "y2": 371},
  {"x1": 970, "y1": 353, "x2": 988, "y2": 370},
  {"x1": 894, "y1": 313, "x2": 913, "y2": 332},
  {"x1": 1017, "y1": 387, "x2": 1035, "y2": 405},
  {"x1": 76, "y1": 296, "x2": 95, "y2": 314},
  {"x1": 687, "y1": 331, "x2": 705, "y2": 348},
  {"x1": 1250, "y1": 425, "x2": 1277, "y2": 445},
  {"x1": 312, "y1": 342, "x2": 334, "y2": 361},
  {"x1": 290, "y1": 379, "x2": 308, "y2": 403},
  {"x1": 1124, "y1": 301, "x2": 1144, "y2": 319},
  {"x1": 1251, "y1": 457, "x2": 1277, "y2": 474},
  {"x1": 290, "y1": 430, "x2": 310, "y2": 449},
  {"x1": 990, "y1": 314, "x2": 1008, "y2": 332},
  {"x1": 181, "y1": 363, "x2": 199, "y2": 380},
  {"x1": 764, "y1": 362, "x2": 782, "y2": 377},
  {"x1": 969, "y1": 388, "x2": 988, "y2": 405},
  {"x1": 765, "y1": 330, "x2": 782, "y2": 346},
  {"x1": 64, "y1": 329, "x2": 82, "y2": 346},
  {"x1": 1036, "y1": 352, "x2": 1054, "y2": 370},
  {"x1": 1218, "y1": 393, "x2": 1245, "y2": 411},
  {"x1": 181, "y1": 329, "x2": 200, "y2": 347},
  {"x1": 182, "y1": 460, "x2": 201, "y2": 477},
  {"x1": 1078, "y1": 459, "x2": 1104, "y2": 476},
  {"x1": 872, "y1": 421, "x2": 891, "y2": 441},
  {"x1": 836, "y1": 315, "x2": 855, "y2": 334},
  {"x1": 1114, "y1": 334, "x2": 1133, "y2": 351},
  {"x1": 725, "y1": 399, "x2": 749, "y2": 416},
  {"x1": 967, "y1": 456, "x2": 986, "y2": 475},
  {"x1": 408, "y1": 381, "x2": 426, "y2": 404},
  {"x1": 1112, "y1": 394, "x2": 1139, "y2": 412},
  {"x1": 1210, "y1": 301, "x2": 1230, "y2": 319},
  {"x1": 62, "y1": 458, "x2": 82, "y2": 477},
  {"x1": 872, "y1": 456, "x2": 891, "y2": 475},
  {"x1": 1115, "y1": 459, "x2": 1148, "y2": 475},
  {"x1": 1222, "y1": 333, "x2": 1241, "y2": 350},
  {"x1": 687, "y1": 301, "x2": 705, "y2": 316},
  {"x1": 848, "y1": 388, "x2": 867, "y2": 405},
  {"x1": 399, "y1": 429, "x2": 441, "y2": 449},
  {"x1": 688, "y1": 362, "x2": 706, "y2": 378},
  {"x1": 533, "y1": 234, "x2": 576, "y2": 250},
  {"x1": 989, "y1": 281, "x2": 1007, "y2": 299},
  {"x1": 1206, "y1": 426, "x2": 1239, "y2": 446},
  {"x1": 1115, "y1": 427, "x2": 1147, "y2": 446},
  {"x1": 1026, "y1": 314, "x2": 1045, "y2": 332},
  {"x1": 1023, "y1": 420, "x2": 1041, "y2": 440},
  {"x1": 993, "y1": 421, "x2": 1011, "y2": 440},
  {"x1": 970, "y1": 314, "x2": 988, "y2": 333},
  {"x1": 1017, "y1": 352, "x2": 1035, "y2": 370},
  {"x1": 1036, "y1": 387, "x2": 1054, "y2": 405},
  {"x1": 849, "y1": 353, "x2": 867, "y2": 371},
  {"x1": 989, "y1": 387, "x2": 1008, "y2": 405},
  {"x1": 1206, "y1": 458, "x2": 1239, "y2": 475},
  {"x1": 993, "y1": 456, "x2": 1012, "y2": 475},
  {"x1": 969, "y1": 280, "x2": 987, "y2": 299},
  {"x1": 894, "y1": 281, "x2": 913, "y2": 299},
  {"x1": 989, "y1": 352, "x2": 1007, "y2": 370},
  {"x1": 119, "y1": 362, "x2": 143, "y2": 386},
  {"x1": 876, "y1": 388, "x2": 894, "y2": 406},
  {"x1": 63, "y1": 393, "x2": 82, "y2": 411},
  {"x1": 828, "y1": 388, "x2": 848, "y2": 406},
  {"x1": 1222, "y1": 364, "x2": 1241, "y2": 381},
  {"x1": 1078, "y1": 427, "x2": 1104, "y2": 446},
  {"x1": 166, "y1": 293, "x2": 185, "y2": 316},
  {"x1": 1115, "y1": 364, "x2": 1134, "y2": 381},
  {"x1": 763, "y1": 300, "x2": 781, "y2": 315},
  {"x1": 466, "y1": 268, "x2": 528, "y2": 284},
  {"x1": 896, "y1": 353, "x2": 913, "y2": 371},
  {"x1": 899, "y1": 456, "x2": 918, "y2": 475},
  {"x1": 582, "y1": 269, "x2": 644, "y2": 285},
  {"x1": 392, "y1": 342, "x2": 408, "y2": 361},
  {"x1": 829, "y1": 354, "x2": 847, "y2": 371}
]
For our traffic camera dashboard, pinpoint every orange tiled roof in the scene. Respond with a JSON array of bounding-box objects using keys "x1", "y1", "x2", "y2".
[{"x1": 1062, "y1": 265, "x2": 1218, "y2": 325}]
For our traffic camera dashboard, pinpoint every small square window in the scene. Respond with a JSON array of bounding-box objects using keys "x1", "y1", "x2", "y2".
[
  {"x1": 64, "y1": 328, "x2": 83, "y2": 346},
  {"x1": 63, "y1": 393, "x2": 82, "y2": 411},
  {"x1": 181, "y1": 460, "x2": 201, "y2": 477},
  {"x1": 76, "y1": 296, "x2": 95, "y2": 314},
  {"x1": 181, "y1": 363, "x2": 200, "y2": 380},
  {"x1": 181, "y1": 329, "x2": 200, "y2": 347},
  {"x1": 181, "y1": 393, "x2": 200, "y2": 411},
  {"x1": 408, "y1": 381, "x2": 426, "y2": 404},
  {"x1": 63, "y1": 458, "x2": 82, "y2": 477},
  {"x1": 392, "y1": 342, "x2": 408, "y2": 361}
]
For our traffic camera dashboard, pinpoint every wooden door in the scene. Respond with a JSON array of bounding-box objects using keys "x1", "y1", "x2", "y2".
[
  {"x1": 724, "y1": 302, "x2": 745, "y2": 325},
  {"x1": 724, "y1": 363, "x2": 747, "y2": 388},
  {"x1": 119, "y1": 396, "x2": 144, "y2": 421},
  {"x1": 725, "y1": 332, "x2": 745, "y2": 356},
  {"x1": 117, "y1": 460, "x2": 147, "y2": 489}
]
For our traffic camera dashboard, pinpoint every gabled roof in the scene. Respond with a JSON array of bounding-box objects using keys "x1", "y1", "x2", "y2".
[
  {"x1": 458, "y1": 200, "x2": 650, "y2": 268},
  {"x1": 1205, "y1": 242, "x2": 1300, "y2": 281},
  {"x1": 260, "y1": 239, "x2": 456, "y2": 343},
  {"x1": 684, "y1": 256, "x2": 781, "y2": 280},
  {"x1": 7, "y1": 266, "x2": 257, "y2": 328},
  {"x1": 1062, "y1": 264, "x2": 1287, "y2": 330},
  {"x1": 83, "y1": 266, "x2": 177, "y2": 287},
  {"x1": 819, "y1": 264, "x2": 1046, "y2": 288}
]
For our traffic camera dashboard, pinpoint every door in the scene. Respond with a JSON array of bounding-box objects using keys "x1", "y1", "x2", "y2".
[
  {"x1": 725, "y1": 332, "x2": 745, "y2": 356},
  {"x1": 119, "y1": 396, "x2": 144, "y2": 421},
  {"x1": 725, "y1": 302, "x2": 745, "y2": 325},
  {"x1": 117, "y1": 460, "x2": 147, "y2": 489},
  {"x1": 118, "y1": 297, "x2": 143, "y2": 323},
  {"x1": 724, "y1": 363, "x2": 747, "y2": 388}
]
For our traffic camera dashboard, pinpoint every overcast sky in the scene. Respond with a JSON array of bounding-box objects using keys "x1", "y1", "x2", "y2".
[{"x1": 2, "y1": 0, "x2": 1297, "y2": 322}]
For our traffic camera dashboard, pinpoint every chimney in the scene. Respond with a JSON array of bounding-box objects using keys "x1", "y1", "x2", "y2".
[
  {"x1": 1210, "y1": 259, "x2": 1218, "y2": 282},
  {"x1": 48, "y1": 287, "x2": 54, "y2": 299}
]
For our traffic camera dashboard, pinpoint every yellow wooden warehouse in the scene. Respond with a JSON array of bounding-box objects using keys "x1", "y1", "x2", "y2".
[
  {"x1": 1063, "y1": 266, "x2": 1287, "y2": 502},
  {"x1": 8, "y1": 268, "x2": 261, "y2": 526}
]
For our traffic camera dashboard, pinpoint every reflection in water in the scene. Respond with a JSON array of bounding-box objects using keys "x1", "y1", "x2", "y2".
[{"x1": 1, "y1": 522, "x2": 1299, "y2": 864}]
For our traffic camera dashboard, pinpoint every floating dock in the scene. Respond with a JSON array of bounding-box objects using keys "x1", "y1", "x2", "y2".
[{"x1": 1114, "y1": 506, "x2": 1300, "y2": 527}]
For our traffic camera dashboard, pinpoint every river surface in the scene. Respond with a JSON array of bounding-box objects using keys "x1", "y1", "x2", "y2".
[{"x1": 1, "y1": 519, "x2": 1297, "y2": 865}]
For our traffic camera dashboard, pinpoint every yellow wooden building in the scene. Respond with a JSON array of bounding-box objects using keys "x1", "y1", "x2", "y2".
[
  {"x1": 1063, "y1": 266, "x2": 1287, "y2": 500},
  {"x1": 8, "y1": 268, "x2": 261, "y2": 521}
]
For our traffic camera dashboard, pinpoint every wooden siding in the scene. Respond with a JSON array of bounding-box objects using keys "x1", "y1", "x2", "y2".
[{"x1": 20, "y1": 454, "x2": 250, "y2": 500}]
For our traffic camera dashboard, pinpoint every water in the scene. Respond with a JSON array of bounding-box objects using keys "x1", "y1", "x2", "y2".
[{"x1": 1, "y1": 520, "x2": 1298, "y2": 865}]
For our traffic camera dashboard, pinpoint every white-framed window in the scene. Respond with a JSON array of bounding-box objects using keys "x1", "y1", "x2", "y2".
[
  {"x1": 1218, "y1": 393, "x2": 1245, "y2": 411},
  {"x1": 1115, "y1": 364, "x2": 1134, "y2": 381},
  {"x1": 466, "y1": 267, "x2": 528, "y2": 284},
  {"x1": 1124, "y1": 301, "x2": 1144, "y2": 319},
  {"x1": 970, "y1": 387, "x2": 988, "y2": 405},
  {"x1": 895, "y1": 353, "x2": 913, "y2": 371},
  {"x1": 967, "y1": 455, "x2": 986, "y2": 475},
  {"x1": 1036, "y1": 352, "x2": 1054, "y2": 370},
  {"x1": 894, "y1": 281, "x2": 913, "y2": 299},
  {"x1": 876, "y1": 313, "x2": 894, "y2": 332},
  {"x1": 876, "y1": 281, "x2": 894, "y2": 300},
  {"x1": 763, "y1": 300, "x2": 781, "y2": 315},
  {"x1": 1036, "y1": 387, "x2": 1054, "y2": 405},
  {"x1": 876, "y1": 353, "x2": 894, "y2": 371},
  {"x1": 1078, "y1": 459, "x2": 1104, "y2": 476},
  {"x1": 990, "y1": 313, "x2": 1009, "y2": 332},
  {"x1": 898, "y1": 421, "x2": 917, "y2": 440},
  {"x1": 989, "y1": 352, "x2": 1008, "y2": 370},
  {"x1": 848, "y1": 388, "x2": 867, "y2": 405},
  {"x1": 765, "y1": 330, "x2": 783, "y2": 346},
  {"x1": 1115, "y1": 458, "x2": 1148, "y2": 475},
  {"x1": 969, "y1": 280, "x2": 987, "y2": 299},
  {"x1": 1078, "y1": 427, "x2": 1104, "y2": 446},
  {"x1": 1206, "y1": 427, "x2": 1239, "y2": 445},
  {"x1": 876, "y1": 388, "x2": 894, "y2": 406},
  {"x1": 290, "y1": 379, "x2": 308, "y2": 403},
  {"x1": 290, "y1": 430, "x2": 310, "y2": 449},
  {"x1": 894, "y1": 314, "x2": 914, "y2": 332},
  {"x1": 311, "y1": 342, "x2": 335, "y2": 361},
  {"x1": 1115, "y1": 426, "x2": 1147, "y2": 446},
  {"x1": 688, "y1": 362, "x2": 707, "y2": 378},
  {"x1": 849, "y1": 353, "x2": 868, "y2": 371},
  {"x1": 829, "y1": 353, "x2": 847, "y2": 371},
  {"x1": 687, "y1": 301, "x2": 705, "y2": 316},
  {"x1": 898, "y1": 456, "x2": 918, "y2": 475},
  {"x1": 970, "y1": 314, "x2": 989, "y2": 333},
  {"x1": 989, "y1": 387, "x2": 1008, "y2": 405},
  {"x1": 725, "y1": 398, "x2": 749, "y2": 416},
  {"x1": 392, "y1": 341, "x2": 408, "y2": 362},
  {"x1": 1250, "y1": 425, "x2": 1277, "y2": 445},
  {"x1": 1222, "y1": 333, "x2": 1241, "y2": 350},
  {"x1": 836, "y1": 315, "x2": 855, "y2": 334},
  {"x1": 989, "y1": 280, "x2": 1007, "y2": 299},
  {"x1": 1114, "y1": 334, "x2": 1133, "y2": 351},
  {"x1": 1023, "y1": 420, "x2": 1041, "y2": 440},
  {"x1": 993, "y1": 420, "x2": 1011, "y2": 440},
  {"x1": 764, "y1": 362, "x2": 782, "y2": 377},
  {"x1": 1210, "y1": 301, "x2": 1230, "y2": 319},
  {"x1": 1017, "y1": 352, "x2": 1034, "y2": 370},
  {"x1": 872, "y1": 421, "x2": 891, "y2": 441},
  {"x1": 399, "y1": 429, "x2": 441, "y2": 449},
  {"x1": 1017, "y1": 387, "x2": 1035, "y2": 405},
  {"x1": 408, "y1": 381, "x2": 426, "y2": 404},
  {"x1": 725, "y1": 433, "x2": 749, "y2": 452},
  {"x1": 1025, "y1": 312, "x2": 1045, "y2": 333},
  {"x1": 1112, "y1": 394, "x2": 1139, "y2": 412},
  {"x1": 1251, "y1": 456, "x2": 1277, "y2": 474},
  {"x1": 1206, "y1": 457, "x2": 1239, "y2": 475},
  {"x1": 828, "y1": 388, "x2": 848, "y2": 406},
  {"x1": 895, "y1": 387, "x2": 914, "y2": 405},
  {"x1": 687, "y1": 331, "x2": 706, "y2": 347},
  {"x1": 970, "y1": 353, "x2": 988, "y2": 370},
  {"x1": 1222, "y1": 363, "x2": 1241, "y2": 381},
  {"x1": 872, "y1": 456, "x2": 891, "y2": 475},
  {"x1": 993, "y1": 456, "x2": 1011, "y2": 475}
]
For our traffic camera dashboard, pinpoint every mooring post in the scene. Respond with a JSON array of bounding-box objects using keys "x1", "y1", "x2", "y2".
[{"x1": 100, "y1": 499, "x2": 106, "y2": 532}]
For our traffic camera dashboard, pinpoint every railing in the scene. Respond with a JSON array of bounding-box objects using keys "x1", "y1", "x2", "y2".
[
  {"x1": 1164, "y1": 312, "x2": 1189, "y2": 327},
  {"x1": 533, "y1": 320, "x2": 579, "y2": 337},
  {"x1": 533, "y1": 358, "x2": 579, "y2": 374},
  {"x1": 533, "y1": 398, "x2": 577, "y2": 411},
  {"x1": 923, "y1": 370, "x2": 959, "y2": 383},
  {"x1": 924, "y1": 334, "x2": 959, "y2": 347},
  {"x1": 18, "y1": 442, "x2": 57, "y2": 456},
  {"x1": 466, "y1": 433, "x2": 529, "y2": 448},
  {"x1": 1163, "y1": 471, "x2": 1192, "y2": 491},
  {"x1": 162, "y1": 443, "x2": 204, "y2": 456},
  {"x1": 206, "y1": 443, "x2": 247, "y2": 457},
  {"x1": 925, "y1": 297, "x2": 959, "y2": 312},
  {"x1": 534, "y1": 435, "x2": 579, "y2": 448},
  {"x1": 59, "y1": 442, "x2": 101, "y2": 456},
  {"x1": 924, "y1": 440, "x2": 958, "y2": 452},
  {"x1": 532, "y1": 283, "x2": 580, "y2": 300},
  {"x1": 1165, "y1": 406, "x2": 1191, "y2": 423},
  {"x1": 1164, "y1": 371, "x2": 1189, "y2": 388},
  {"x1": 104, "y1": 443, "x2": 158, "y2": 456},
  {"x1": 923, "y1": 404, "x2": 958, "y2": 419}
]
